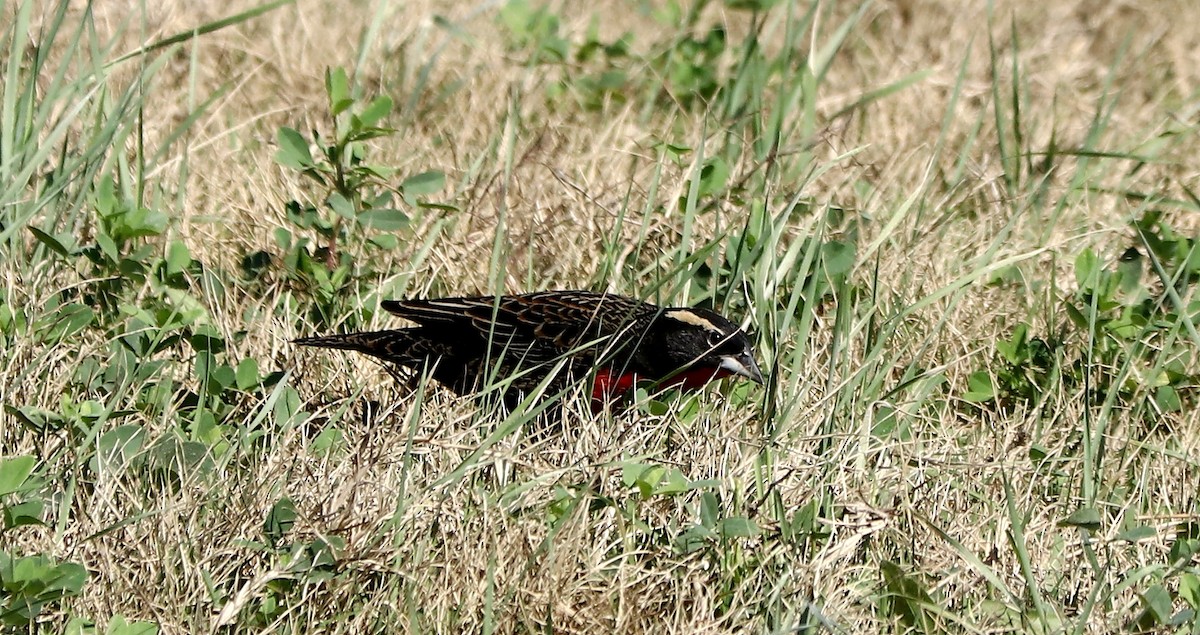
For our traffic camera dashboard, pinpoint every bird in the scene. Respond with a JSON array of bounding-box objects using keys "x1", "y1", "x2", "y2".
[{"x1": 294, "y1": 290, "x2": 763, "y2": 409}]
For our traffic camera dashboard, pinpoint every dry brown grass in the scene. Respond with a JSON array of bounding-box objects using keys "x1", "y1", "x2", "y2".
[{"x1": 3, "y1": 0, "x2": 1200, "y2": 632}]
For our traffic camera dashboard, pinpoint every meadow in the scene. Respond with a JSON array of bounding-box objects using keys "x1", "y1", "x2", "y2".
[{"x1": 2, "y1": 0, "x2": 1199, "y2": 632}]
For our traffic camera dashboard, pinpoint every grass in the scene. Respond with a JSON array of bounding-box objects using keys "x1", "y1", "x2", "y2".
[{"x1": 2, "y1": 0, "x2": 1199, "y2": 632}]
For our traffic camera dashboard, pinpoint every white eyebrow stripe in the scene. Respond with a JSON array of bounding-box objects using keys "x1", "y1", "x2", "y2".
[{"x1": 664, "y1": 309, "x2": 722, "y2": 334}]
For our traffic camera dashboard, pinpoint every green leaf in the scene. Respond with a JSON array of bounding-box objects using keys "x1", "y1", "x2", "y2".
[
  {"x1": 1, "y1": 553, "x2": 88, "y2": 617},
  {"x1": 1179, "y1": 573, "x2": 1200, "y2": 610},
  {"x1": 310, "y1": 426, "x2": 345, "y2": 457},
  {"x1": 147, "y1": 438, "x2": 213, "y2": 477},
  {"x1": 264, "y1": 497, "x2": 298, "y2": 544},
  {"x1": 42, "y1": 304, "x2": 94, "y2": 342},
  {"x1": 696, "y1": 157, "x2": 729, "y2": 197},
  {"x1": 996, "y1": 323, "x2": 1029, "y2": 364},
  {"x1": 28, "y1": 227, "x2": 74, "y2": 257},
  {"x1": 95, "y1": 175, "x2": 118, "y2": 217},
  {"x1": 1059, "y1": 506, "x2": 1102, "y2": 531},
  {"x1": 165, "y1": 240, "x2": 191, "y2": 276},
  {"x1": 189, "y1": 325, "x2": 226, "y2": 353},
  {"x1": 653, "y1": 468, "x2": 691, "y2": 496},
  {"x1": 103, "y1": 615, "x2": 160, "y2": 635},
  {"x1": 5, "y1": 406, "x2": 65, "y2": 433},
  {"x1": 327, "y1": 192, "x2": 355, "y2": 219},
  {"x1": 368, "y1": 190, "x2": 395, "y2": 209},
  {"x1": 717, "y1": 517, "x2": 759, "y2": 538},
  {"x1": 1169, "y1": 523, "x2": 1200, "y2": 563},
  {"x1": 357, "y1": 209, "x2": 411, "y2": 231},
  {"x1": 699, "y1": 492, "x2": 719, "y2": 529},
  {"x1": 1184, "y1": 241, "x2": 1200, "y2": 275},
  {"x1": 117, "y1": 207, "x2": 169, "y2": 239},
  {"x1": 345, "y1": 125, "x2": 396, "y2": 143},
  {"x1": 723, "y1": 0, "x2": 781, "y2": 10},
  {"x1": 1155, "y1": 385, "x2": 1182, "y2": 413},
  {"x1": 1114, "y1": 525, "x2": 1156, "y2": 543},
  {"x1": 962, "y1": 371, "x2": 995, "y2": 403},
  {"x1": 236, "y1": 358, "x2": 260, "y2": 391},
  {"x1": 94, "y1": 425, "x2": 147, "y2": 471},
  {"x1": 4, "y1": 500, "x2": 45, "y2": 529},
  {"x1": 1138, "y1": 584, "x2": 1173, "y2": 625},
  {"x1": 658, "y1": 142, "x2": 691, "y2": 163},
  {"x1": 326, "y1": 67, "x2": 352, "y2": 115},
  {"x1": 273, "y1": 386, "x2": 303, "y2": 425},
  {"x1": 96, "y1": 231, "x2": 120, "y2": 262},
  {"x1": 821, "y1": 240, "x2": 856, "y2": 277},
  {"x1": 871, "y1": 405, "x2": 900, "y2": 439},
  {"x1": 625, "y1": 463, "x2": 666, "y2": 499},
  {"x1": 987, "y1": 263, "x2": 1025, "y2": 285},
  {"x1": 369, "y1": 234, "x2": 399, "y2": 250},
  {"x1": 273, "y1": 227, "x2": 292, "y2": 250},
  {"x1": 416, "y1": 202, "x2": 461, "y2": 212},
  {"x1": 880, "y1": 560, "x2": 938, "y2": 632},
  {"x1": 401, "y1": 170, "x2": 446, "y2": 197},
  {"x1": 1116, "y1": 247, "x2": 1143, "y2": 299},
  {"x1": 620, "y1": 461, "x2": 649, "y2": 488},
  {"x1": 307, "y1": 536, "x2": 343, "y2": 569},
  {"x1": 672, "y1": 525, "x2": 713, "y2": 554},
  {"x1": 1064, "y1": 302, "x2": 1088, "y2": 329},
  {"x1": 358, "y1": 95, "x2": 393, "y2": 128},
  {"x1": 0, "y1": 455, "x2": 36, "y2": 496},
  {"x1": 1074, "y1": 248, "x2": 1100, "y2": 291},
  {"x1": 210, "y1": 364, "x2": 237, "y2": 392},
  {"x1": 0, "y1": 304, "x2": 18, "y2": 334},
  {"x1": 275, "y1": 127, "x2": 313, "y2": 169},
  {"x1": 51, "y1": 561, "x2": 89, "y2": 594}
]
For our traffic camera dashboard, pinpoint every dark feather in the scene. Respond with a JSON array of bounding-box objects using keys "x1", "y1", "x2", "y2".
[{"x1": 298, "y1": 290, "x2": 762, "y2": 405}]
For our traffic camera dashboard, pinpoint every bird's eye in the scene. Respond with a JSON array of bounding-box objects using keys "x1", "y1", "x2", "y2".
[{"x1": 707, "y1": 331, "x2": 725, "y2": 347}]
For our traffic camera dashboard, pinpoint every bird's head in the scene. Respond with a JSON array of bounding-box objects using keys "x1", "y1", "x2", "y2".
[{"x1": 652, "y1": 307, "x2": 764, "y2": 386}]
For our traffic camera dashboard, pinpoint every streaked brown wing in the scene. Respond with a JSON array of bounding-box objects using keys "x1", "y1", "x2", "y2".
[
  {"x1": 382, "y1": 291, "x2": 655, "y2": 358},
  {"x1": 498, "y1": 291, "x2": 653, "y2": 346},
  {"x1": 294, "y1": 329, "x2": 454, "y2": 366}
]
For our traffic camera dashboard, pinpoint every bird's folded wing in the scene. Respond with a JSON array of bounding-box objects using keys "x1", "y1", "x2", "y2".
[{"x1": 381, "y1": 291, "x2": 652, "y2": 354}]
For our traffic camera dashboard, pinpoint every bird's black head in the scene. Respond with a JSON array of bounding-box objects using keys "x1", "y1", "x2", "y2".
[{"x1": 648, "y1": 307, "x2": 763, "y2": 384}]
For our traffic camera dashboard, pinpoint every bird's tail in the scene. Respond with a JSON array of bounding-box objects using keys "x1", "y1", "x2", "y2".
[{"x1": 293, "y1": 330, "x2": 421, "y2": 362}]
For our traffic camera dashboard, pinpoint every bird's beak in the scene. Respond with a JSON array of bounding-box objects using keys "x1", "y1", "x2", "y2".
[{"x1": 719, "y1": 353, "x2": 764, "y2": 384}]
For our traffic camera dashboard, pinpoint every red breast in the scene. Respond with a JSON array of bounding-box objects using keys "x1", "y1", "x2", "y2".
[{"x1": 589, "y1": 366, "x2": 735, "y2": 411}]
